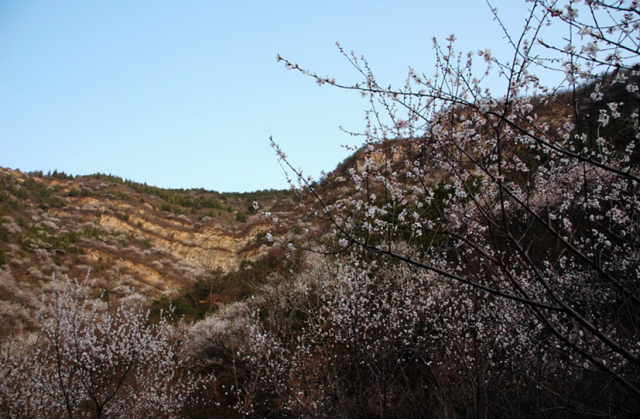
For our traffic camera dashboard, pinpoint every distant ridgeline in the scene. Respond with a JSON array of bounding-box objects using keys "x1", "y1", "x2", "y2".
[{"x1": 27, "y1": 171, "x2": 232, "y2": 212}]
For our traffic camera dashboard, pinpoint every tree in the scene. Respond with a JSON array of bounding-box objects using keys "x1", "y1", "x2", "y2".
[
  {"x1": 0, "y1": 276, "x2": 197, "y2": 418},
  {"x1": 190, "y1": 248, "x2": 568, "y2": 417},
  {"x1": 273, "y1": 0, "x2": 640, "y2": 416}
]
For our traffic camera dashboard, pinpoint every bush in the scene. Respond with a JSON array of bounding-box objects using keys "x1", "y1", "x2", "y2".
[
  {"x1": 0, "y1": 276, "x2": 198, "y2": 418},
  {"x1": 235, "y1": 212, "x2": 247, "y2": 223},
  {"x1": 190, "y1": 253, "x2": 569, "y2": 417}
]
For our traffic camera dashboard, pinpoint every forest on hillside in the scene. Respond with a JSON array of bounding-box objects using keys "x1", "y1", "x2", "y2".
[{"x1": 3, "y1": 1, "x2": 640, "y2": 417}]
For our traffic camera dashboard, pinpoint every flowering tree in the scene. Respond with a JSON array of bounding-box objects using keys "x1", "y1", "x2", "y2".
[
  {"x1": 0, "y1": 276, "x2": 197, "y2": 418},
  {"x1": 190, "y1": 250, "x2": 570, "y2": 417},
  {"x1": 272, "y1": 0, "x2": 640, "y2": 416}
]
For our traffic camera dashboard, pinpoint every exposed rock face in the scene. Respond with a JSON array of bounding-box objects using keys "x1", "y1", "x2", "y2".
[{"x1": 97, "y1": 212, "x2": 269, "y2": 272}]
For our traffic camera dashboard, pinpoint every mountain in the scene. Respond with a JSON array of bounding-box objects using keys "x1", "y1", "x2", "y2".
[{"x1": 0, "y1": 167, "x2": 302, "y2": 338}]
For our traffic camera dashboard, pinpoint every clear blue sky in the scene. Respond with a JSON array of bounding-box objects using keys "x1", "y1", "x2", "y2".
[{"x1": 1, "y1": 1, "x2": 551, "y2": 192}]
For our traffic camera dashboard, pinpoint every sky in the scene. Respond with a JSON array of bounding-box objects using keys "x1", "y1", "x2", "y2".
[{"x1": 1, "y1": 1, "x2": 551, "y2": 193}]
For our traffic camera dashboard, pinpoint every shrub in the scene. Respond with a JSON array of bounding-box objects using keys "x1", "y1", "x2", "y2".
[{"x1": 0, "y1": 276, "x2": 198, "y2": 418}]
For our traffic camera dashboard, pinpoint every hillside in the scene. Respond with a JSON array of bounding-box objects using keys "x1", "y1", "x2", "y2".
[{"x1": 0, "y1": 167, "x2": 301, "y2": 337}]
